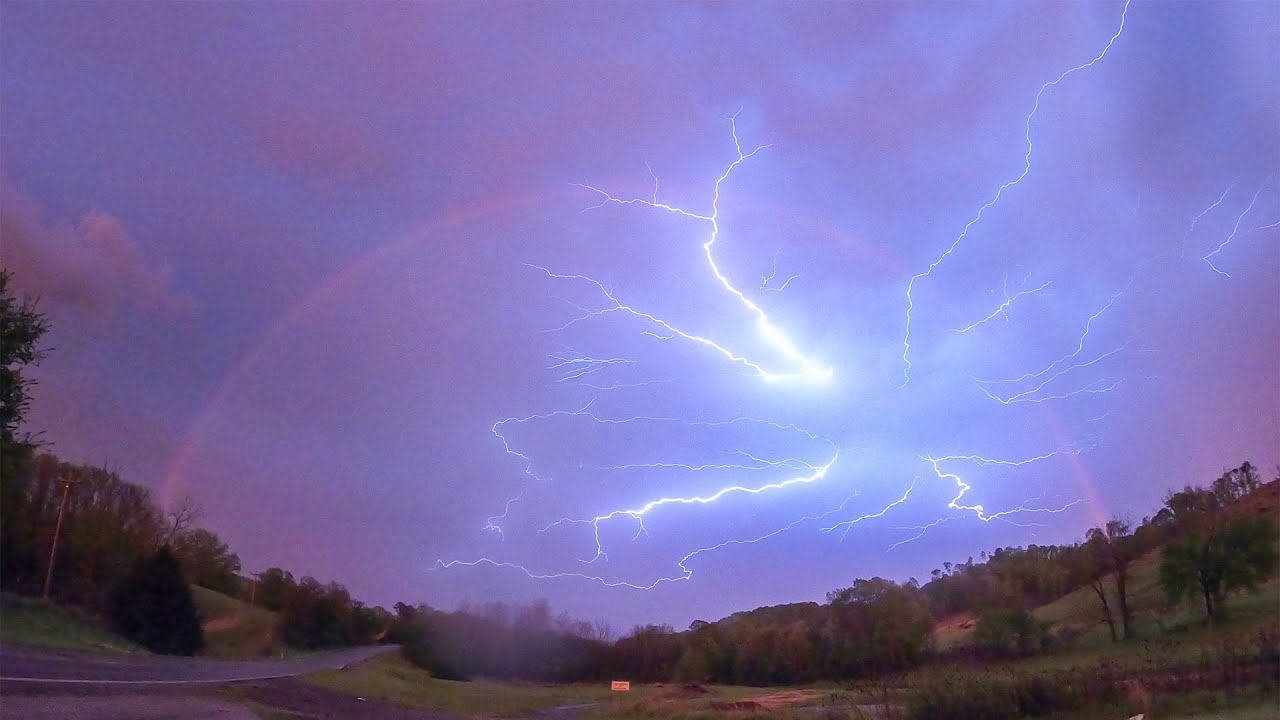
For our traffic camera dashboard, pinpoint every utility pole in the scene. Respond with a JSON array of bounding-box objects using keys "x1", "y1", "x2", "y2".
[{"x1": 42, "y1": 476, "x2": 74, "y2": 600}]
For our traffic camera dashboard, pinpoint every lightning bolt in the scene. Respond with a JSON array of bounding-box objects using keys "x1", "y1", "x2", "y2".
[
  {"x1": 888, "y1": 517, "x2": 960, "y2": 552},
  {"x1": 820, "y1": 479, "x2": 917, "y2": 540},
  {"x1": 761, "y1": 251, "x2": 800, "y2": 292},
  {"x1": 973, "y1": 286, "x2": 1129, "y2": 403},
  {"x1": 543, "y1": 438, "x2": 838, "y2": 563},
  {"x1": 1181, "y1": 181, "x2": 1237, "y2": 258},
  {"x1": 900, "y1": 0, "x2": 1131, "y2": 385},
  {"x1": 530, "y1": 264, "x2": 794, "y2": 381},
  {"x1": 547, "y1": 352, "x2": 637, "y2": 382},
  {"x1": 574, "y1": 115, "x2": 832, "y2": 384},
  {"x1": 1202, "y1": 173, "x2": 1276, "y2": 277},
  {"x1": 951, "y1": 277, "x2": 1053, "y2": 333},
  {"x1": 920, "y1": 450, "x2": 1083, "y2": 523},
  {"x1": 439, "y1": 478, "x2": 916, "y2": 590}
]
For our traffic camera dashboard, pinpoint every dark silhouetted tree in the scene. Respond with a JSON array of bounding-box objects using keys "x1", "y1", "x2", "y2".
[
  {"x1": 172, "y1": 528, "x2": 242, "y2": 596},
  {"x1": 109, "y1": 546, "x2": 203, "y2": 655},
  {"x1": 0, "y1": 268, "x2": 49, "y2": 591}
]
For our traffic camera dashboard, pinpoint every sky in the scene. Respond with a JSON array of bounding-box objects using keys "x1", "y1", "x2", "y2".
[{"x1": 2, "y1": 0, "x2": 1277, "y2": 630}]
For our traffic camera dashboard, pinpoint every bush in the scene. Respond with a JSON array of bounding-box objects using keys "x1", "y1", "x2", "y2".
[
  {"x1": 907, "y1": 672, "x2": 1087, "y2": 720},
  {"x1": 108, "y1": 546, "x2": 203, "y2": 655},
  {"x1": 973, "y1": 607, "x2": 1050, "y2": 658}
]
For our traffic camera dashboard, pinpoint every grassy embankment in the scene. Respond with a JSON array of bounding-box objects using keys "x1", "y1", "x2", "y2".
[
  {"x1": 0, "y1": 592, "x2": 142, "y2": 654},
  {"x1": 0, "y1": 586, "x2": 282, "y2": 660},
  {"x1": 190, "y1": 584, "x2": 283, "y2": 659}
]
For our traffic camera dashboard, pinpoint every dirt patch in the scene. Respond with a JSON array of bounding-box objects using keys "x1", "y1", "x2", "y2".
[
  {"x1": 711, "y1": 699, "x2": 762, "y2": 711},
  {"x1": 935, "y1": 613, "x2": 976, "y2": 634},
  {"x1": 202, "y1": 615, "x2": 242, "y2": 634},
  {"x1": 659, "y1": 683, "x2": 711, "y2": 699},
  {"x1": 744, "y1": 689, "x2": 822, "y2": 709},
  {"x1": 232, "y1": 678, "x2": 461, "y2": 719}
]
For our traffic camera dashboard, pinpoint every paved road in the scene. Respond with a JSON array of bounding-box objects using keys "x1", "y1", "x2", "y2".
[{"x1": 0, "y1": 643, "x2": 397, "y2": 684}]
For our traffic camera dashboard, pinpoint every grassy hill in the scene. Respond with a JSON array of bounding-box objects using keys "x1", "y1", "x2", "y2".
[
  {"x1": 936, "y1": 481, "x2": 1280, "y2": 665},
  {"x1": 190, "y1": 584, "x2": 282, "y2": 659}
]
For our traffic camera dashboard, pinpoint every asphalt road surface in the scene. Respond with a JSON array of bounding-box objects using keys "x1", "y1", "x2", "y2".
[{"x1": 0, "y1": 643, "x2": 397, "y2": 684}]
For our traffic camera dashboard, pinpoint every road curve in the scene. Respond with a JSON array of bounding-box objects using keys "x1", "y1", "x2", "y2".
[{"x1": 0, "y1": 643, "x2": 397, "y2": 684}]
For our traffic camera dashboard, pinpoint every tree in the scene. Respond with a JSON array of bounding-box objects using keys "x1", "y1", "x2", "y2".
[
  {"x1": 1160, "y1": 511, "x2": 1278, "y2": 623},
  {"x1": 825, "y1": 578, "x2": 933, "y2": 677},
  {"x1": 109, "y1": 546, "x2": 203, "y2": 655},
  {"x1": 973, "y1": 607, "x2": 1049, "y2": 658},
  {"x1": 1074, "y1": 534, "x2": 1118, "y2": 643},
  {"x1": 161, "y1": 495, "x2": 203, "y2": 545},
  {"x1": 0, "y1": 268, "x2": 49, "y2": 591},
  {"x1": 1086, "y1": 517, "x2": 1136, "y2": 639},
  {"x1": 171, "y1": 528, "x2": 242, "y2": 595},
  {"x1": 255, "y1": 567, "x2": 295, "y2": 611}
]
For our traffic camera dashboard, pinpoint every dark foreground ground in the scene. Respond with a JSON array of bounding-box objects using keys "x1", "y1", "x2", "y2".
[
  {"x1": 0, "y1": 678, "x2": 463, "y2": 720},
  {"x1": 0, "y1": 643, "x2": 445, "y2": 720},
  {"x1": 0, "y1": 643, "x2": 395, "y2": 683}
]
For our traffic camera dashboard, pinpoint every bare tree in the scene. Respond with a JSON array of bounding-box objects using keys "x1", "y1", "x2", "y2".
[{"x1": 161, "y1": 494, "x2": 203, "y2": 545}]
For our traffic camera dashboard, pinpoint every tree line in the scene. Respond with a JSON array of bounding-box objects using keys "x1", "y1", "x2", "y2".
[{"x1": 0, "y1": 269, "x2": 387, "y2": 655}]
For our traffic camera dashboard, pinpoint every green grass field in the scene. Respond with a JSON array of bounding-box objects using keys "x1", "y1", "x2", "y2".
[{"x1": 0, "y1": 592, "x2": 142, "y2": 654}]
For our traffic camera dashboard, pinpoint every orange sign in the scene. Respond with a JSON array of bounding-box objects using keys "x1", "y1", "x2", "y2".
[{"x1": 611, "y1": 681, "x2": 631, "y2": 692}]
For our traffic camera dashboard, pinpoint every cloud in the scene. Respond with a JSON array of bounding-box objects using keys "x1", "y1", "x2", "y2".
[{"x1": 0, "y1": 180, "x2": 195, "y2": 316}]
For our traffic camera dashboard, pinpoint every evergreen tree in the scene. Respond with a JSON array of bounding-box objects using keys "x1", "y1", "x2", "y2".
[{"x1": 109, "y1": 546, "x2": 204, "y2": 655}]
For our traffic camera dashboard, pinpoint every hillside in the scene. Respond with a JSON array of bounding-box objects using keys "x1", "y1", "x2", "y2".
[
  {"x1": 937, "y1": 480, "x2": 1280, "y2": 654},
  {"x1": 191, "y1": 585, "x2": 282, "y2": 659},
  {"x1": 0, "y1": 593, "x2": 143, "y2": 654},
  {"x1": 0, "y1": 586, "x2": 281, "y2": 660}
]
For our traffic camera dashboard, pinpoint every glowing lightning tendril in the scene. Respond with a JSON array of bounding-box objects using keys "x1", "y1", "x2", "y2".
[{"x1": 900, "y1": 0, "x2": 1131, "y2": 386}]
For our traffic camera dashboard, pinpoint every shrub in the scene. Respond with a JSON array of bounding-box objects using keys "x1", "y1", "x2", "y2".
[
  {"x1": 973, "y1": 607, "x2": 1050, "y2": 658},
  {"x1": 906, "y1": 671, "x2": 1087, "y2": 720}
]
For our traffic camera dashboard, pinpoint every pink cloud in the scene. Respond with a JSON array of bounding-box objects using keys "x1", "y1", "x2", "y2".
[{"x1": 1, "y1": 180, "x2": 195, "y2": 317}]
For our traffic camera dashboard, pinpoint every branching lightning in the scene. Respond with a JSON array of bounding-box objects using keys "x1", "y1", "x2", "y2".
[
  {"x1": 1202, "y1": 173, "x2": 1276, "y2": 277},
  {"x1": 923, "y1": 451, "x2": 1083, "y2": 520},
  {"x1": 973, "y1": 286, "x2": 1129, "y2": 404},
  {"x1": 900, "y1": 0, "x2": 1131, "y2": 385},
  {"x1": 761, "y1": 252, "x2": 799, "y2": 292},
  {"x1": 1181, "y1": 181, "x2": 1237, "y2": 258},
  {"x1": 573, "y1": 115, "x2": 832, "y2": 384},
  {"x1": 951, "y1": 277, "x2": 1053, "y2": 333}
]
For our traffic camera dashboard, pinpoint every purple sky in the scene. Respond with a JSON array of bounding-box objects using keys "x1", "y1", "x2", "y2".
[{"x1": 2, "y1": 1, "x2": 1277, "y2": 630}]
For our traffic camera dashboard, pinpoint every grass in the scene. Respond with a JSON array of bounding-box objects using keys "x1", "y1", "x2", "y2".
[
  {"x1": 934, "y1": 540, "x2": 1280, "y2": 671},
  {"x1": 303, "y1": 652, "x2": 773, "y2": 718},
  {"x1": 0, "y1": 592, "x2": 142, "y2": 654},
  {"x1": 306, "y1": 652, "x2": 619, "y2": 716},
  {"x1": 0, "y1": 586, "x2": 282, "y2": 660},
  {"x1": 191, "y1": 584, "x2": 282, "y2": 659}
]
